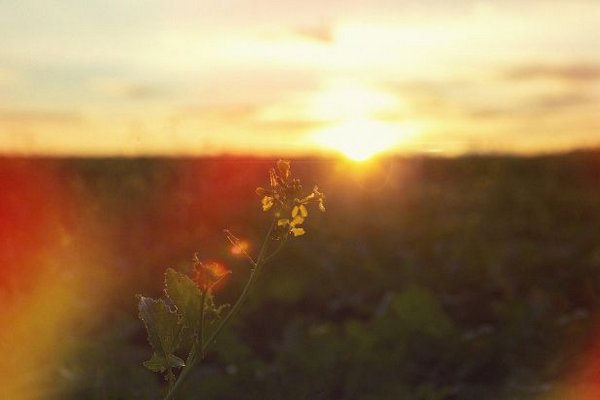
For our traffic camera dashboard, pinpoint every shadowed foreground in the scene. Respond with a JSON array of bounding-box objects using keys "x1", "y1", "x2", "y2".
[{"x1": 2, "y1": 153, "x2": 600, "y2": 399}]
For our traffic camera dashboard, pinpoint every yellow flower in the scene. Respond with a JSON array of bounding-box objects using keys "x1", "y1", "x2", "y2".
[
  {"x1": 313, "y1": 186, "x2": 326, "y2": 212},
  {"x1": 262, "y1": 196, "x2": 274, "y2": 211},
  {"x1": 318, "y1": 200, "x2": 326, "y2": 212},
  {"x1": 277, "y1": 160, "x2": 291, "y2": 180},
  {"x1": 277, "y1": 212, "x2": 306, "y2": 237},
  {"x1": 290, "y1": 215, "x2": 304, "y2": 226},
  {"x1": 256, "y1": 160, "x2": 325, "y2": 238},
  {"x1": 297, "y1": 186, "x2": 325, "y2": 212},
  {"x1": 277, "y1": 218, "x2": 290, "y2": 227},
  {"x1": 289, "y1": 212, "x2": 305, "y2": 236},
  {"x1": 292, "y1": 204, "x2": 308, "y2": 218},
  {"x1": 290, "y1": 227, "x2": 305, "y2": 237}
]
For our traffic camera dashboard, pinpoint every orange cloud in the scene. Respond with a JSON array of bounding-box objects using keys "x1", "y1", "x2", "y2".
[
  {"x1": 504, "y1": 63, "x2": 600, "y2": 83},
  {"x1": 89, "y1": 78, "x2": 165, "y2": 99},
  {"x1": 0, "y1": 110, "x2": 82, "y2": 124},
  {"x1": 292, "y1": 21, "x2": 336, "y2": 44},
  {"x1": 179, "y1": 104, "x2": 259, "y2": 121}
]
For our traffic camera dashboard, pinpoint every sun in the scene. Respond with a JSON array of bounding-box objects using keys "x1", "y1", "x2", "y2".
[
  {"x1": 313, "y1": 119, "x2": 410, "y2": 161},
  {"x1": 305, "y1": 81, "x2": 416, "y2": 161}
]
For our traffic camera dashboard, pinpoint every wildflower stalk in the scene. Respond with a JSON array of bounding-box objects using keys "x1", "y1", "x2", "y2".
[
  {"x1": 261, "y1": 233, "x2": 289, "y2": 267},
  {"x1": 201, "y1": 217, "x2": 276, "y2": 350},
  {"x1": 163, "y1": 218, "x2": 277, "y2": 400},
  {"x1": 140, "y1": 160, "x2": 325, "y2": 400}
]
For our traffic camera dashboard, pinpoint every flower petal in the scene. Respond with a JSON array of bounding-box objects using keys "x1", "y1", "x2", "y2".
[
  {"x1": 256, "y1": 187, "x2": 271, "y2": 196},
  {"x1": 269, "y1": 169, "x2": 278, "y2": 188},
  {"x1": 290, "y1": 215, "x2": 305, "y2": 227},
  {"x1": 277, "y1": 160, "x2": 291, "y2": 180},
  {"x1": 318, "y1": 199, "x2": 326, "y2": 212},
  {"x1": 298, "y1": 193, "x2": 315, "y2": 204},
  {"x1": 299, "y1": 204, "x2": 308, "y2": 217},
  {"x1": 290, "y1": 227, "x2": 306, "y2": 237},
  {"x1": 262, "y1": 196, "x2": 274, "y2": 211},
  {"x1": 277, "y1": 218, "x2": 290, "y2": 226}
]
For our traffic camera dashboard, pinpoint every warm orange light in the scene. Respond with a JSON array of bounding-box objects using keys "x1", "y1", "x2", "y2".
[
  {"x1": 307, "y1": 82, "x2": 400, "y2": 121},
  {"x1": 230, "y1": 240, "x2": 250, "y2": 256},
  {"x1": 312, "y1": 119, "x2": 413, "y2": 161},
  {"x1": 195, "y1": 261, "x2": 231, "y2": 292},
  {"x1": 306, "y1": 81, "x2": 417, "y2": 161}
]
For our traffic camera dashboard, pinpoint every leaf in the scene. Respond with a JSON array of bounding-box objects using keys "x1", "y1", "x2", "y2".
[
  {"x1": 168, "y1": 354, "x2": 186, "y2": 369},
  {"x1": 138, "y1": 296, "x2": 181, "y2": 359},
  {"x1": 143, "y1": 353, "x2": 186, "y2": 373},
  {"x1": 164, "y1": 268, "x2": 203, "y2": 333},
  {"x1": 204, "y1": 292, "x2": 229, "y2": 323}
]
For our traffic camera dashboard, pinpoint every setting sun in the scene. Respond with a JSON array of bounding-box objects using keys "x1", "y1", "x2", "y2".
[
  {"x1": 307, "y1": 82, "x2": 416, "y2": 161},
  {"x1": 313, "y1": 119, "x2": 413, "y2": 161}
]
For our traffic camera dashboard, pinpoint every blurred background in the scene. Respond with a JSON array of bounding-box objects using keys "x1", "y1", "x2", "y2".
[{"x1": 2, "y1": 1, "x2": 600, "y2": 399}]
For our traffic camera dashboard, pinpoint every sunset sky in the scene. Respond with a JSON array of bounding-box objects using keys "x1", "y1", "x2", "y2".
[{"x1": 1, "y1": 0, "x2": 600, "y2": 156}]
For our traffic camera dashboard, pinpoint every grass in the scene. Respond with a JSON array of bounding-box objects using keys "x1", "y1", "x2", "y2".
[{"x1": 3, "y1": 152, "x2": 600, "y2": 399}]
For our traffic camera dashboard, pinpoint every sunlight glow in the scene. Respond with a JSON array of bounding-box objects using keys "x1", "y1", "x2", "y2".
[
  {"x1": 230, "y1": 240, "x2": 250, "y2": 256},
  {"x1": 313, "y1": 119, "x2": 413, "y2": 161},
  {"x1": 307, "y1": 82, "x2": 401, "y2": 121},
  {"x1": 307, "y1": 82, "x2": 416, "y2": 161}
]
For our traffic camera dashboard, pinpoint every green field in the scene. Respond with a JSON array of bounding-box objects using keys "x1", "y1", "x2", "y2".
[{"x1": 3, "y1": 153, "x2": 600, "y2": 399}]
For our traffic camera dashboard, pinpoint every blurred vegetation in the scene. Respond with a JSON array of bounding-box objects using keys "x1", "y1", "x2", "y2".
[{"x1": 7, "y1": 152, "x2": 600, "y2": 399}]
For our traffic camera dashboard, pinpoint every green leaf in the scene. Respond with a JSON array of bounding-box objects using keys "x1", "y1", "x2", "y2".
[
  {"x1": 204, "y1": 291, "x2": 229, "y2": 323},
  {"x1": 138, "y1": 296, "x2": 181, "y2": 358},
  {"x1": 143, "y1": 353, "x2": 186, "y2": 373},
  {"x1": 164, "y1": 268, "x2": 203, "y2": 332},
  {"x1": 143, "y1": 353, "x2": 167, "y2": 373},
  {"x1": 168, "y1": 354, "x2": 186, "y2": 369}
]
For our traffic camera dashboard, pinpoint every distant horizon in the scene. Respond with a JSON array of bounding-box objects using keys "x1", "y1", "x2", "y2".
[{"x1": 2, "y1": 143, "x2": 600, "y2": 160}]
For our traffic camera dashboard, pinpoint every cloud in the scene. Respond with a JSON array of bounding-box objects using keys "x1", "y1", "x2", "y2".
[
  {"x1": 504, "y1": 63, "x2": 600, "y2": 82},
  {"x1": 89, "y1": 78, "x2": 164, "y2": 99},
  {"x1": 291, "y1": 22, "x2": 335, "y2": 44},
  {"x1": 0, "y1": 110, "x2": 82, "y2": 124},
  {"x1": 255, "y1": 119, "x2": 324, "y2": 134},
  {"x1": 384, "y1": 76, "x2": 599, "y2": 125},
  {"x1": 179, "y1": 104, "x2": 259, "y2": 121},
  {"x1": 466, "y1": 92, "x2": 597, "y2": 121},
  {"x1": 179, "y1": 103, "x2": 324, "y2": 133},
  {"x1": 261, "y1": 21, "x2": 335, "y2": 45},
  {"x1": 382, "y1": 79, "x2": 473, "y2": 118},
  {"x1": 465, "y1": 107, "x2": 511, "y2": 120},
  {"x1": 530, "y1": 92, "x2": 596, "y2": 110}
]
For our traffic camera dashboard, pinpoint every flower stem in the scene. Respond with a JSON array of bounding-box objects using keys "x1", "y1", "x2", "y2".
[
  {"x1": 262, "y1": 233, "x2": 289, "y2": 267},
  {"x1": 201, "y1": 218, "x2": 275, "y2": 350},
  {"x1": 163, "y1": 218, "x2": 276, "y2": 400}
]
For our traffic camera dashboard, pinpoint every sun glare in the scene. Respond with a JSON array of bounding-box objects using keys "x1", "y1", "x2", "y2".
[
  {"x1": 313, "y1": 119, "x2": 411, "y2": 161},
  {"x1": 307, "y1": 82, "x2": 415, "y2": 161},
  {"x1": 308, "y1": 83, "x2": 400, "y2": 121}
]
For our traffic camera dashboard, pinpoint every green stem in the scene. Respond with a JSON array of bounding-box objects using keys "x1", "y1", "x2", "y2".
[
  {"x1": 261, "y1": 233, "x2": 289, "y2": 267},
  {"x1": 199, "y1": 289, "x2": 207, "y2": 357},
  {"x1": 201, "y1": 218, "x2": 275, "y2": 351},
  {"x1": 163, "y1": 218, "x2": 276, "y2": 400}
]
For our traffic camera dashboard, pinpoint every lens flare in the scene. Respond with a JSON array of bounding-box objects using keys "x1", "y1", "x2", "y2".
[
  {"x1": 194, "y1": 261, "x2": 231, "y2": 292},
  {"x1": 0, "y1": 159, "x2": 125, "y2": 399},
  {"x1": 230, "y1": 240, "x2": 250, "y2": 256}
]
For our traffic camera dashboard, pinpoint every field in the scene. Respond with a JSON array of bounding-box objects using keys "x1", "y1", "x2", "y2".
[{"x1": 2, "y1": 153, "x2": 600, "y2": 399}]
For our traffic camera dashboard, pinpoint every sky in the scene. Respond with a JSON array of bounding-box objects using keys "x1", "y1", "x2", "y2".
[{"x1": 1, "y1": 0, "x2": 600, "y2": 157}]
